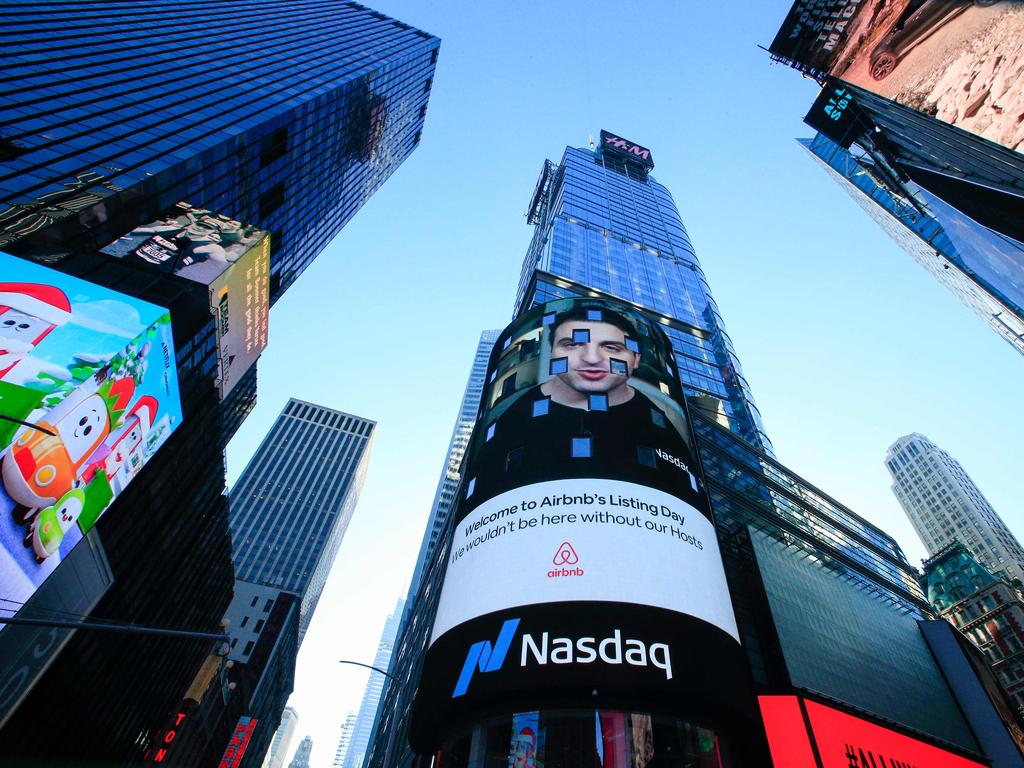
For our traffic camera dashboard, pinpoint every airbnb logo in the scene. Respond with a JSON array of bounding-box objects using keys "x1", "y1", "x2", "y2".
[
  {"x1": 553, "y1": 541, "x2": 579, "y2": 566},
  {"x1": 549, "y1": 542, "x2": 583, "y2": 578}
]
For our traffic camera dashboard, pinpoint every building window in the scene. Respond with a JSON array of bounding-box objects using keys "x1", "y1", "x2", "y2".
[
  {"x1": 240, "y1": 616, "x2": 249, "y2": 628},
  {"x1": 259, "y1": 183, "x2": 285, "y2": 219},
  {"x1": 254, "y1": 619, "x2": 265, "y2": 633},
  {"x1": 501, "y1": 374, "x2": 517, "y2": 397},
  {"x1": 250, "y1": 596, "x2": 258, "y2": 608},
  {"x1": 260, "y1": 127, "x2": 289, "y2": 167},
  {"x1": 243, "y1": 640, "x2": 255, "y2": 655},
  {"x1": 264, "y1": 598, "x2": 274, "y2": 612}
]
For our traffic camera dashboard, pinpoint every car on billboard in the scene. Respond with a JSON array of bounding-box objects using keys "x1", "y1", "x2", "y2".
[
  {"x1": 0, "y1": 253, "x2": 182, "y2": 627},
  {"x1": 869, "y1": 0, "x2": 996, "y2": 80}
]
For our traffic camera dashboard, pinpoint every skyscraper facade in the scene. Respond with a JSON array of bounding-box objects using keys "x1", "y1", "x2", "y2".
[
  {"x1": 0, "y1": 0, "x2": 440, "y2": 304},
  {"x1": 798, "y1": 134, "x2": 1024, "y2": 354},
  {"x1": 926, "y1": 543, "x2": 1024, "y2": 719},
  {"x1": 0, "y1": 3, "x2": 437, "y2": 764},
  {"x1": 887, "y1": 433, "x2": 1024, "y2": 583},
  {"x1": 264, "y1": 707, "x2": 300, "y2": 768},
  {"x1": 230, "y1": 398, "x2": 376, "y2": 642},
  {"x1": 342, "y1": 598, "x2": 404, "y2": 768},
  {"x1": 407, "y1": 330, "x2": 500, "y2": 599},
  {"x1": 516, "y1": 136, "x2": 771, "y2": 452},
  {"x1": 332, "y1": 713, "x2": 357, "y2": 768},
  {"x1": 288, "y1": 736, "x2": 314, "y2": 768},
  {"x1": 368, "y1": 133, "x2": 1016, "y2": 768}
]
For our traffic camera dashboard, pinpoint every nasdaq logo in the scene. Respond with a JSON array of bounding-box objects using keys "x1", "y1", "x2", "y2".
[{"x1": 452, "y1": 618, "x2": 520, "y2": 698}]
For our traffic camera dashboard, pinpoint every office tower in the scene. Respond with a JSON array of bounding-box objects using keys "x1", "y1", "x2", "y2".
[
  {"x1": 407, "y1": 330, "x2": 500, "y2": 598},
  {"x1": 800, "y1": 133, "x2": 1024, "y2": 354},
  {"x1": 332, "y1": 713, "x2": 357, "y2": 768},
  {"x1": 768, "y1": 3, "x2": 1024, "y2": 355},
  {"x1": 0, "y1": 0, "x2": 440, "y2": 305},
  {"x1": 0, "y1": 3, "x2": 435, "y2": 763},
  {"x1": 516, "y1": 135, "x2": 771, "y2": 453},
  {"x1": 887, "y1": 433, "x2": 1024, "y2": 583},
  {"x1": 288, "y1": 736, "x2": 314, "y2": 768},
  {"x1": 926, "y1": 543, "x2": 1024, "y2": 721},
  {"x1": 230, "y1": 398, "x2": 376, "y2": 643},
  {"x1": 343, "y1": 599, "x2": 404, "y2": 768},
  {"x1": 369, "y1": 132, "x2": 1019, "y2": 768},
  {"x1": 264, "y1": 707, "x2": 300, "y2": 768}
]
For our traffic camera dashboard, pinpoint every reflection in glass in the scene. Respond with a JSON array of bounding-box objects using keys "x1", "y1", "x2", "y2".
[{"x1": 435, "y1": 710, "x2": 722, "y2": 768}]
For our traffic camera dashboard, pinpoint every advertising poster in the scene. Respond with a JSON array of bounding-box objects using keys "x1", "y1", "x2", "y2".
[
  {"x1": 101, "y1": 202, "x2": 270, "y2": 397},
  {"x1": 411, "y1": 297, "x2": 749, "y2": 749},
  {"x1": 771, "y1": 1, "x2": 1024, "y2": 153},
  {"x1": 0, "y1": 252, "x2": 182, "y2": 631}
]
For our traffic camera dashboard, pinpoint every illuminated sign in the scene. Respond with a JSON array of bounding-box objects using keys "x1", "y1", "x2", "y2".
[
  {"x1": 411, "y1": 297, "x2": 747, "y2": 749},
  {"x1": 100, "y1": 202, "x2": 270, "y2": 398},
  {"x1": 219, "y1": 716, "x2": 258, "y2": 768},
  {"x1": 804, "y1": 79, "x2": 864, "y2": 149},
  {"x1": 144, "y1": 711, "x2": 188, "y2": 763},
  {"x1": 759, "y1": 696, "x2": 988, "y2": 768},
  {"x1": 0, "y1": 253, "x2": 182, "y2": 635},
  {"x1": 599, "y1": 130, "x2": 654, "y2": 169}
]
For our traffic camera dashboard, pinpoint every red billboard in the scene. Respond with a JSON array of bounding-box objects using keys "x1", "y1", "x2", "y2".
[
  {"x1": 218, "y1": 716, "x2": 257, "y2": 768},
  {"x1": 770, "y1": 1, "x2": 1024, "y2": 154},
  {"x1": 759, "y1": 696, "x2": 988, "y2": 768}
]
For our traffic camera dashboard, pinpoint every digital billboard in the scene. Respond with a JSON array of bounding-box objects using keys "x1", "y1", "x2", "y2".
[
  {"x1": 411, "y1": 297, "x2": 748, "y2": 748},
  {"x1": 101, "y1": 202, "x2": 270, "y2": 397},
  {"x1": 218, "y1": 716, "x2": 258, "y2": 768},
  {"x1": 759, "y1": 695, "x2": 988, "y2": 768},
  {"x1": 0, "y1": 252, "x2": 182, "y2": 632},
  {"x1": 771, "y1": 1, "x2": 1024, "y2": 154}
]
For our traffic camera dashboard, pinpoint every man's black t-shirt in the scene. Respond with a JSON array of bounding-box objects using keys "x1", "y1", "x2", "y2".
[{"x1": 464, "y1": 385, "x2": 706, "y2": 519}]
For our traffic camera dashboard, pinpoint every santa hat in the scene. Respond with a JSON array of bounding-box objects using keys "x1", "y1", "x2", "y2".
[
  {"x1": 0, "y1": 283, "x2": 72, "y2": 326},
  {"x1": 127, "y1": 395, "x2": 158, "y2": 434}
]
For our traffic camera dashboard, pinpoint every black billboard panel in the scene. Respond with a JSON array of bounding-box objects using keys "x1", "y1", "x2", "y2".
[
  {"x1": 410, "y1": 297, "x2": 749, "y2": 749},
  {"x1": 599, "y1": 130, "x2": 655, "y2": 170},
  {"x1": 804, "y1": 79, "x2": 866, "y2": 149}
]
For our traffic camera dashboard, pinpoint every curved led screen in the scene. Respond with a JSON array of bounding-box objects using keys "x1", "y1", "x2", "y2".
[{"x1": 411, "y1": 297, "x2": 748, "y2": 748}]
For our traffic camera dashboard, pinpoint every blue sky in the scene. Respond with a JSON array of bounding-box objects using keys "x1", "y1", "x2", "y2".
[{"x1": 224, "y1": 3, "x2": 1024, "y2": 764}]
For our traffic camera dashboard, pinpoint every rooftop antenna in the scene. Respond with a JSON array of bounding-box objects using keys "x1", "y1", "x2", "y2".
[{"x1": 588, "y1": 132, "x2": 595, "y2": 150}]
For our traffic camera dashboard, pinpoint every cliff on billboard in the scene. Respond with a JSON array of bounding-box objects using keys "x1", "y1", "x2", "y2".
[
  {"x1": 772, "y1": 1, "x2": 1024, "y2": 153},
  {"x1": 0, "y1": 252, "x2": 182, "y2": 629},
  {"x1": 101, "y1": 201, "x2": 270, "y2": 397}
]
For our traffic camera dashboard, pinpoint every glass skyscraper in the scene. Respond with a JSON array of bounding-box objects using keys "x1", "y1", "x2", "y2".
[
  {"x1": 341, "y1": 598, "x2": 404, "y2": 768},
  {"x1": 516, "y1": 142, "x2": 771, "y2": 452},
  {"x1": 0, "y1": 3, "x2": 437, "y2": 765},
  {"x1": 368, "y1": 133, "x2": 1008, "y2": 767},
  {"x1": 407, "y1": 330, "x2": 500, "y2": 598},
  {"x1": 888, "y1": 433, "x2": 1024, "y2": 584},
  {"x1": 802, "y1": 132, "x2": 1024, "y2": 355},
  {"x1": 230, "y1": 398, "x2": 375, "y2": 643},
  {"x1": 0, "y1": 1, "x2": 440, "y2": 303}
]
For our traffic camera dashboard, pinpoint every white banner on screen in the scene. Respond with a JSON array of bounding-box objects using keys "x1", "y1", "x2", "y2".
[{"x1": 430, "y1": 478, "x2": 739, "y2": 644}]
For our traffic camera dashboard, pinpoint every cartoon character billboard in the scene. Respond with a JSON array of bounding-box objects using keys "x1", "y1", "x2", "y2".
[
  {"x1": 0, "y1": 252, "x2": 182, "y2": 630},
  {"x1": 101, "y1": 202, "x2": 270, "y2": 397},
  {"x1": 771, "y1": 1, "x2": 1024, "y2": 154},
  {"x1": 410, "y1": 297, "x2": 749, "y2": 749}
]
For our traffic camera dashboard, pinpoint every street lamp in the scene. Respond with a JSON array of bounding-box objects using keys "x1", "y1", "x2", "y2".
[{"x1": 337, "y1": 659, "x2": 396, "y2": 681}]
